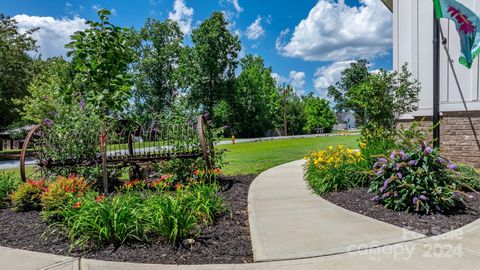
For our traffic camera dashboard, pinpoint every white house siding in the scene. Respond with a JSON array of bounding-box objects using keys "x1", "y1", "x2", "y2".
[{"x1": 393, "y1": 0, "x2": 480, "y2": 118}]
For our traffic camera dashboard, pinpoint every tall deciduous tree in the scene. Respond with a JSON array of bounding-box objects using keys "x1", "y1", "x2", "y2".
[
  {"x1": 15, "y1": 57, "x2": 71, "y2": 123},
  {"x1": 327, "y1": 59, "x2": 370, "y2": 125},
  {"x1": 303, "y1": 94, "x2": 337, "y2": 134},
  {"x1": 0, "y1": 14, "x2": 37, "y2": 129},
  {"x1": 65, "y1": 9, "x2": 135, "y2": 116},
  {"x1": 230, "y1": 55, "x2": 280, "y2": 137},
  {"x1": 190, "y1": 12, "x2": 241, "y2": 115},
  {"x1": 135, "y1": 18, "x2": 184, "y2": 115}
]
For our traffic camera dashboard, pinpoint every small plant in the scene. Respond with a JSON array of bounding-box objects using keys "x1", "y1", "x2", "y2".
[
  {"x1": 58, "y1": 191, "x2": 147, "y2": 251},
  {"x1": 185, "y1": 182, "x2": 226, "y2": 226},
  {"x1": 11, "y1": 179, "x2": 47, "y2": 212},
  {"x1": 369, "y1": 143, "x2": 470, "y2": 214},
  {"x1": 40, "y1": 175, "x2": 91, "y2": 221},
  {"x1": 304, "y1": 145, "x2": 368, "y2": 194},
  {"x1": 0, "y1": 172, "x2": 20, "y2": 208}
]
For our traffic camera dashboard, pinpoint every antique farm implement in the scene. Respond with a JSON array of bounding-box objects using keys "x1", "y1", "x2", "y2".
[{"x1": 19, "y1": 115, "x2": 214, "y2": 182}]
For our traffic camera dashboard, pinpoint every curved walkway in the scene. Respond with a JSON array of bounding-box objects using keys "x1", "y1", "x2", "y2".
[{"x1": 2, "y1": 160, "x2": 480, "y2": 269}]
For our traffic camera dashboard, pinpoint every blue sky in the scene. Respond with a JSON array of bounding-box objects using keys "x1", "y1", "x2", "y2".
[{"x1": 2, "y1": 0, "x2": 393, "y2": 97}]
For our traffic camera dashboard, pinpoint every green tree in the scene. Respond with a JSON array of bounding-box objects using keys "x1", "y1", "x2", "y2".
[
  {"x1": 65, "y1": 9, "x2": 135, "y2": 116},
  {"x1": 327, "y1": 59, "x2": 370, "y2": 125},
  {"x1": 15, "y1": 57, "x2": 71, "y2": 123},
  {"x1": 303, "y1": 94, "x2": 336, "y2": 134},
  {"x1": 135, "y1": 18, "x2": 184, "y2": 115},
  {"x1": 190, "y1": 12, "x2": 241, "y2": 115},
  {"x1": 351, "y1": 64, "x2": 421, "y2": 131},
  {"x1": 0, "y1": 14, "x2": 37, "y2": 129},
  {"x1": 230, "y1": 55, "x2": 280, "y2": 137},
  {"x1": 285, "y1": 92, "x2": 306, "y2": 135}
]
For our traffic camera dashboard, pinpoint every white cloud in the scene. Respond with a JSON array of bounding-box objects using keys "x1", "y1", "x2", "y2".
[
  {"x1": 289, "y1": 71, "x2": 306, "y2": 93},
  {"x1": 271, "y1": 70, "x2": 306, "y2": 95},
  {"x1": 168, "y1": 0, "x2": 194, "y2": 35},
  {"x1": 313, "y1": 60, "x2": 354, "y2": 96},
  {"x1": 276, "y1": 0, "x2": 392, "y2": 61},
  {"x1": 230, "y1": 0, "x2": 243, "y2": 13},
  {"x1": 246, "y1": 16, "x2": 265, "y2": 40},
  {"x1": 13, "y1": 14, "x2": 88, "y2": 58},
  {"x1": 275, "y1": 29, "x2": 289, "y2": 50}
]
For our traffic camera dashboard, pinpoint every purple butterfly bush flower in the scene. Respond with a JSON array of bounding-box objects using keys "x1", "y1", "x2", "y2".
[
  {"x1": 448, "y1": 163, "x2": 458, "y2": 170},
  {"x1": 437, "y1": 157, "x2": 446, "y2": 164},
  {"x1": 43, "y1": 118, "x2": 53, "y2": 128},
  {"x1": 371, "y1": 195, "x2": 380, "y2": 202},
  {"x1": 390, "y1": 151, "x2": 397, "y2": 160},
  {"x1": 397, "y1": 172, "x2": 403, "y2": 179},
  {"x1": 380, "y1": 164, "x2": 387, "y2": 170},
  {"x1": 80, "y1": 98, "x2": 86, "y2": 110},
  {"x1": 399, "y1": 151, "x2": 408, "y2": 160},
  {"x1": 376, "y1": 170, "x2": 384, "y2": 176},
  {"x1": 424, "y1": 147, "x2": 432, "y2": 155},
  {"x1": 408, "y1": 160, "x2": 418, "y2": 166},
  {"x1": 419, "y1": 195, "x2": 428, "y2": 201},
  {"x1": 413, "y1": 197, "x2": 418, "y2": 204},
  {"x1": 382, "y1": 193, "x2": 390, "y2": 199},
  {"x1": 378, "y1": 158, "x2": 387, "y2": 163},
  {"x1": 380, "y1": 179, "x2": 390, "y2": 192}
]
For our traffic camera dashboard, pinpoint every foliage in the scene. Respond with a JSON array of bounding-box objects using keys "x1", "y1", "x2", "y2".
[
  {"x1": 328, "y1": 61, "x2": 420, "y2": 130},
  {"x1": 11, "y1": 179, "x2": 46, "y2": 212},
  {"x1": 455, "y1": 164, "x2": 480, "y2": 190},
  {"x1": 15, "y1": 57, "x2": 71, "y2": 123},
  {"x1": 0, "y1": 14, "x2": 37, "y2": 129},
  {"x1": 369, "y1": 143, "x2": 472, "y2": 214},
  {"x1": 65, "y1": 9, "x2": 135, "y2": 116},
  {"x1": 52, "y1": 181, "x2": 226, "y2": 249},
  {"x1": 327, "y1": 59, "x2": 370, "y2": 125},
  {"x1": 40, "y1": 175, "x2": 91, "y2": 221},
  {"x1": 230, "y1": 55, "x2": 280, "y2": 137},
  {"x1": 285, "y1": 90, "x2": 306, "y2": 135},
  {"x1": 359, "y1": 122, "x2": 396, "y2": 162},
  {"x1": 190, "y1": 11, "x2": 241, "y2": 115},
  {"x1": 0, "y1": 172, "x2": 20, "y2": 208},
  {"x1": 305, "y1": 145, "x2": 368, "y2": 194},
  {"x1": 57, "y1": 191, "x2": 146, "y2": 250},
  {"x1": 302, "y1": 94, "x2": 337, "y2": 134},
  {"x1": 135, "y1": 18, "x2": 184, "y2": 114}
]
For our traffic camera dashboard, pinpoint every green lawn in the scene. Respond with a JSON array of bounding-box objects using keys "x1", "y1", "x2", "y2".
[
  {"x1": 218, "y1": 135, "x2": 360, "y2": 175},
  {"x1": 1, "y1": 135, "x2": 360, "y2": 178}
]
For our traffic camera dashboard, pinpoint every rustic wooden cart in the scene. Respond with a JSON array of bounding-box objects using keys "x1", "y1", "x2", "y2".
[{"x1": 19, "y1": 115, "x2": 214, "y2": 182}]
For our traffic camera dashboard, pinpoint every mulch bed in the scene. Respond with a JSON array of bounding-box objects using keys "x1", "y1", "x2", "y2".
[
  {"x1": 322, "y1": 187, "x2": 480, "y2": 236},
  {"x1": 0, "y1": 174, "x2": 255, "y2": 264}
]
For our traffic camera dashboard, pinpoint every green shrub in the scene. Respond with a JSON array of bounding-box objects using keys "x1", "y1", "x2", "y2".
[
  {"x1": 455, "y1": 164, "x2": 480, "y2": 191},
  {"x1": 304, "y1": 145, "x2": 369, "y2": 194},
  {"x1": 184, "y1": 182, "x2": 226, "y2": 226},
  {"x1": 11, "y1": 179, "x2": 47, "y2": 212},
  {"x1": 0, "y1": 172, "x2": 20, "y2": 208},
  {"x1": 369, "y1": 143, "x2": 470, "y2": 214}
]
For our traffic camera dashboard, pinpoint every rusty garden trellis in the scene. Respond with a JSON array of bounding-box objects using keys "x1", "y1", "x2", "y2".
[{"x1": 19, "y1": 115, "x2": 215, "y2": 184}]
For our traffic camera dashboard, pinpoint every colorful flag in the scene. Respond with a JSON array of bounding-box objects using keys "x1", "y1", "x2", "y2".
[{"x1": 434, "y1": 0, "x2": 480, "y2": 68}]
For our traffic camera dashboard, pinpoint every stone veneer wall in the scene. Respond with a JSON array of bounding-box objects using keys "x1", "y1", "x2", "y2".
[{"x1": 397, "y1": 112, "x2": 480, "y2": 167}]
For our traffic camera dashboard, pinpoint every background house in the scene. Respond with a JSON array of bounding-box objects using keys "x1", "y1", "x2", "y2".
[
  {"x1": 333, "y1": 111, "x2": 356, "y2": 130},
  {"x1": 382, "y1": 0, "x2": 480, "y2": 166}
]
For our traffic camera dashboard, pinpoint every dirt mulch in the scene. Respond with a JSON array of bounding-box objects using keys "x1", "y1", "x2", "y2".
[
  {"x1": 0, "y1": 174, "x2": 255, "y2": 265},
  {"x1": 322, "y1": 187, "x2": 480, "y2": 236}
]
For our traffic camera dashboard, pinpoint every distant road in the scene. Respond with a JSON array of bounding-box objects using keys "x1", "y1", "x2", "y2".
[{"x1": 0, "y1": 132, "x2": 360, "y2": 170}]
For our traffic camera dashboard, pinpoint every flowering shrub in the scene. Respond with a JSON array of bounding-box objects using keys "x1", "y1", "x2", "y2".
[
  {"x1": 40, "y1": 175, "x2": 91, "y2": 220},
  {"x1": 11, "y1": 180, "x2": 47, "y2": 212},
  {"x1": 369, "y1": 142, "x2": 472, "y2": 214},
  {"x1": 305, "y1": 145, "x2": 369, "y2": 194}
]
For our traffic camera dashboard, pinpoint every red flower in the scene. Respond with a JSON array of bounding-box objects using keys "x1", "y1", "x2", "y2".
[
  {"x1": 160, "y1": 174, "x2": 171, "y2": 180},
  {"x1": 213, "y1": 168, "x2": 222, "y2": 174},
  {"x1": 194, "y1": 170, "x2": 200, "y2": 176},
  {"x1": 95, "y1": 194, "x2": 106, "y2": 202},
  {"x1": 175, "y1": 183, "x2": 183, "y2": 190},
  {"x1": 73, "y1": 201, "x2": 81, "y2": 209}
]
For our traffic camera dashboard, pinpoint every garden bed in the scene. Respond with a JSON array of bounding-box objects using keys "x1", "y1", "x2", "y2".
[
  {"x1": 322, "y1": 187, "x2": 480, "y2": 236},
  {"x1": 0, "y1": 174, "x2": 255, "y2": 264}
]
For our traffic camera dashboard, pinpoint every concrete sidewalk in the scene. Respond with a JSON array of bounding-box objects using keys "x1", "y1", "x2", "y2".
[{"x1": 248, "y1": 160, "x2": 425, "y2": 262}]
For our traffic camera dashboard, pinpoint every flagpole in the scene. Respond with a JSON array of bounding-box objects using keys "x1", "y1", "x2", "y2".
[{"x1": 433, "y1": 8, "x2": 441, "y2": 148}]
